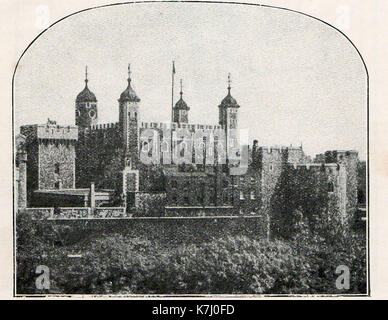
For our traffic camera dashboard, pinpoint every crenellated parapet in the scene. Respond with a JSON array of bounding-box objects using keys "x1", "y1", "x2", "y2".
[
  {"x1": 88, "y1": 122, "x2": 120, "y2": 132},
  {"x1": 78, "y1": 122, "x2": 121, "y2": 146},
  {"x1": 287, "y1": 162, "x2": 339, "y2": 171},
  {"x1": 21, "y1": 123, "x2": 78, "y2": 142},
  {"x1": 141, "y1": 121, "x2": 222, "y2": 131},
  {"x1": 250, "y1": 143, "x2": 307, "y2": 171}
]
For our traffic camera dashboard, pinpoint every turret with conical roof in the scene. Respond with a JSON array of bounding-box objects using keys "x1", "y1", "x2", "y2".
[
  {"x1": 75, "y1": 66, "x2": 98, "y2": 128},
  {"x1": 173, "y1": 79, "x2": 190, "y2": 123},
  {"x1": 119, "y1": 64, "x2": 140, "y2": 167},
  {"x1": 118, "y1": 65, "x2": 140, "y2": 103},
  {"x1": 219, "y1": 73, "x2": 239, "y2": 129}
]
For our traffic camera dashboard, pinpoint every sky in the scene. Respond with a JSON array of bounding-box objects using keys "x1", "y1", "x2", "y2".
[{"x1": 13, "y1": 2, "x2": 367, "y2": 160}]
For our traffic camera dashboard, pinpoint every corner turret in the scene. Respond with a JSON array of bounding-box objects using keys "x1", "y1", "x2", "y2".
[{"x1": 75, "y1": 66, "x2": 98, "y2": 128}]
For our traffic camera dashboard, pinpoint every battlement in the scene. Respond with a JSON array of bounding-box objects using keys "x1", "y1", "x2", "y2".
[
  {"x1": 258, "y1": 145, "x2": 302, "y2": 154},
  {"x1": 288, "y1": 163, "x2": 339, "y2": 172},
  {"x1": 319, "y1": 150, "x2": 359, "y2": 163},
  {"x1": 21, "y1": 124, "x2": 78, "y2": 141},
  {"x1": 141, "y1": 122, "x2": 222, "y2": 131},
  {"x1": 87, "y1": 122, "x2": 120, "y2": 132}
]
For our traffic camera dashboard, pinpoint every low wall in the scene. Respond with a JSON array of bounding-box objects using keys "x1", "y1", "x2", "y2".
[
  {"x1": 22, "y1": 208, "x2": 53, "y2": 220},
  {"x1": 164, "y1": 206, "x2": 236, "y2": 217},
  {"x1": 25, "y1": 216, "x2": 269, "y2": 247},
  {"x1": 93, "y1": 207, "x2": 127, "y2": 218},
  {"x1": 54, "y1": 207, "x2": 90, "y2": 219},
  {"x1": 20, "y1": 207, "x2": 127, "y2": 220}
]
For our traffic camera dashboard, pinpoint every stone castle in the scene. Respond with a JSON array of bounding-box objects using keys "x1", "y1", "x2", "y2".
[{"x1": 15, "y1": 65, "x2": 359, "y2": 222}]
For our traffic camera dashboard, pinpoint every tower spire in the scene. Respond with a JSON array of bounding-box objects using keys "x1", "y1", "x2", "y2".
[
  {"x1": 227, "y1": 73, "x2": 231, "y2": 94},
  {"x1": 85, "y1": 66, "x2": 88, "y2": 86},
  {"x1": 180, "y1": 79, "x2": 183, "y2": 98},
  {"x1": 127, "y1": 63, "x2": 131, "y2": 85}
]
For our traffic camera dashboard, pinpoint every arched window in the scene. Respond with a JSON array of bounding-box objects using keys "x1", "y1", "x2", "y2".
[{"x1": 328, "y1": 182, "x2": 334, "y2": 192}]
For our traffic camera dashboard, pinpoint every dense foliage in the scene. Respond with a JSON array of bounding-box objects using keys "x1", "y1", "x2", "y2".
[
  {"x1": 16, "y1": 210, "x2": 366, "y2": 295},
  {"x1": 270, "y1": 165, "x2": 333, "y2": 239}
]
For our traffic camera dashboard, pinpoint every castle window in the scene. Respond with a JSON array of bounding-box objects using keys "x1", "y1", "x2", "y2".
[
  {"x1": 54, "y1": 181, "x2": 60, "y2": 189},
  {"x1": 171, "y1": 180, "x2": 177, "y2": 188},
  {"x1": 328, "y1": 182, "x2": 334, "y2": 192},
  {"x1": 184, "y1": 196, "x2": 190, "y2": 205},
  {"x1": 250, "y1": 190, "x2": 255, "y2": 200},
  {"x1": 269, "y1": 164, "x2": 273, "y2": 171},
  {"x1": 54, "y1": 163, "x2": 60, "y2": 174},
  {"x1": 240, "y1": 190, "x2": 245, "y2": 200}
]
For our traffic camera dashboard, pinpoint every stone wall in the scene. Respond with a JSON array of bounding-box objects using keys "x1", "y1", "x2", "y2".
[
  {"x1": 53, "y1": 207, "x2": 90, "y2": 219},
  {"x1": 27, "y1": 216, "x2": 269, "y2": 246},
  {"x1": 20, "y1": 207, "x2": 126, "y2": 219},
  {"x1": 93, "y1": 207, "x2": 127, "y2": 218},
  {"x1": 39, "y1": 140, "x2": 76, "y2": 189},
  {"x1": 259, "y1": 148, "x2": 287, "y2": 215},
  {"x1": 76, "y1": 124, "x2": 122, "y2": 189},
  {"x1": 325, "y1": 150, "x2": 359, "y2": 218},
  {"x1": 164, "y1": 206, "x2": 236, "y2": 217}
]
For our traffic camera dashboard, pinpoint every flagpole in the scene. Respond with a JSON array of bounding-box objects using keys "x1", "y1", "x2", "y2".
[
  {"x1": 171, "y1": 61, "x2": 175, "y2": 123},
  {"x1": 171, "y1": 61, "x2": 175, "y2": 165}
]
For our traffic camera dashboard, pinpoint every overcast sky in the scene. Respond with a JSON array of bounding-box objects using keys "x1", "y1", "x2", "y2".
[{"x1": 14, "y1": 2, "x2": 367, "y2": 160}]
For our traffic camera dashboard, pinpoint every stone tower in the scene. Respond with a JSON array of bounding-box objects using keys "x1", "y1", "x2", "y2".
[
  {"x1": 118, "y1": 64, "x2": 140, "y2": 168},
  {"x1": 218, "y1": 73, "x2": 240, "y2": 165},
  {"x1": 324, "y1": 150, "x2": 359, "y2": 221},
  {"x1": 16, "y1": 134, "x2": 27, "y2": 209},
  {"x1": 173, "y1": 79, "x2": 190, "y2": 123},
  {"x1": 218, "y1": 73, "x2": 240, "y2": 130},
  {"x1": 20, "y1": 121, "x2": 78, "y2": 203},
  {"x1": 75, "y1": 66, "x2": 98, "y2": 128}
]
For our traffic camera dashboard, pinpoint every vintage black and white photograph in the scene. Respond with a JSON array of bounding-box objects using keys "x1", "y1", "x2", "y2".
[{"x1": 13, "y1": 1, "x2": 368, "y2": 296}]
